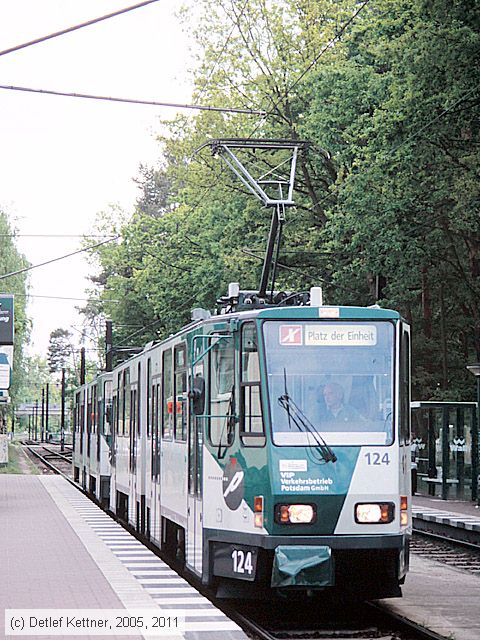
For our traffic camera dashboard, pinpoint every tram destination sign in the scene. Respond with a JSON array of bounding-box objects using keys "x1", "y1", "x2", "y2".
[
  {"x1": 305, "y1": 324, "x2": 377, "y2": 347},
  {"x1": 0, "y1": 295, "x2": 14, "y2": 345}
]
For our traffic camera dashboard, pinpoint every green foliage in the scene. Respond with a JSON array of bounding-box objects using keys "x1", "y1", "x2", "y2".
[
  {"x1": 0, "y1": 209, "x2": 30, "y2": 402},
  {"x1": 85, "y1": 0, "x2": 480, "y2": 400},
  {"x1": 47, "y1": 328, "x2": 74, "y2": 374},
  {"x1": 15, "y1": 355, "x2": 62, "y2": 406}
]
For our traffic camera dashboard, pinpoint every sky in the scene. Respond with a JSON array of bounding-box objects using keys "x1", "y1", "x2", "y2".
[{"x1": 0, "y1": 0, "x2": 194, "y2": 357}]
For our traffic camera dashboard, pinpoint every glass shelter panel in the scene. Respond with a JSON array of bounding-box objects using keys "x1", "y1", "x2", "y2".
[{"x1": 411, "y1": 403, "x2": 477, "y2": 500}]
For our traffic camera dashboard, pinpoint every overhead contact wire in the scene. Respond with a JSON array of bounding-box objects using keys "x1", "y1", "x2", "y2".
[
  {"x1": 0, "y1": 84, "x2": 266, "y2": 115},
  {"x1": 0, "y1": 0, "x2": 161, "y2": 58},
  {"x1": 0, "y1": 236, "x2": 120, "y2": 281}
]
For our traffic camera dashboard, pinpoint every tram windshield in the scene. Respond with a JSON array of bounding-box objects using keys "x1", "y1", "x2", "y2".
[{"x1": 263, "y1": 320, "x2": 395, "y2": 446}]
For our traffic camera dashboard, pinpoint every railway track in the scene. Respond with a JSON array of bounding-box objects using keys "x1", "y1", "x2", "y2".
[
  {"x1": 219, "y1": 599, "x2": 447, "y2": 640},
  {"x1": 24, "y1": 443, "x2": 73, "y2": 478},
  {"x1": 411, "y1": 529, "x2": 480, "y2": 575}
]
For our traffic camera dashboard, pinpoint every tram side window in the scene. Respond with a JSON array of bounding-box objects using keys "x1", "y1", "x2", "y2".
[
  {"x1": 400, "y1": 328, "x2": 411, "y2": 445},
  {"x1": 80, "y1": 398, "x2": 85, "y2": 454},
  {"x1": 208, "y1": 335, "x2": 235, "y2": 447},
  {"x1": 74, "y1": 392, "x2": 80, "y2": 433},
  {"x1": 153, "y1": 383, "x2": 161, "y2": 476},
  {"x1": 151, "y1": 378, "x2": 157, "y2": 478},
  {"x1": 240, "y1": 323, "x2": 265, "y2": 446},
  {"x1": 137, "y1": 362, "x2": 141, "y2": 436},
  {"x1": 162, "y1": 349, "x2": 173, "y2": 439},
  {"x1": 124, "y1": 369, "x2": 131, "y2": 437},
  {"x1": 87, "y1": 390, "x2": 92, "y2": 436},
  {"x1": 112, "y1": 393, "x2": 118, "y2": 435},
  {"x1": 131, "y1": 387, "x2": 137, "y2": 436},
  {"x1": 174, "y1": 344, "x2": 187, "y2": 442},
  {"x1": 147, "y1": 358, "x2": 151, "y2": 438},
  {"x1": 92, "y1": 385, "x2": 97, "y2": 434},
  {"x1": 104, "y1": 380, "x2": 112, "y2": 437},
  {"x1": 117, "y1": 372, "x2": 123, "y2": 435}
]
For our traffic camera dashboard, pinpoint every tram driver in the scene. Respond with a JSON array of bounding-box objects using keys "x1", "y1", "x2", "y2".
[{"x1": 322, "y1": 382, "x2": 363, "y2": 423}]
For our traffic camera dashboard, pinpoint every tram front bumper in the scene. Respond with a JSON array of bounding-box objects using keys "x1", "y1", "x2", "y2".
[{"x1": 271, "y1": 545, "x2": 334, "y2": 587}]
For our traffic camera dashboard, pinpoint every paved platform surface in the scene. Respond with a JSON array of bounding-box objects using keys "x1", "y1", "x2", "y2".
[
  {"x1": 379, "y1": 552, "x2": 480, "y2": 640},
  {"x1": 376, "y1": 494, "x2": 480, "y2": 639},
  {"x1": 413, "y1": 494, "x2": 480, "y2": 532},
  {"x1": 0, "y1": 475, "x2": 246, "y2": 640},
  {"x1": 2, "y1": 475, "x2": 479, "y2": 640}
]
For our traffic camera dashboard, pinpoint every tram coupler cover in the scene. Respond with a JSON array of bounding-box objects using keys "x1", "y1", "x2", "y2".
[{"x1": 271, "y1": 546, "x2": 334, "y2": 587}]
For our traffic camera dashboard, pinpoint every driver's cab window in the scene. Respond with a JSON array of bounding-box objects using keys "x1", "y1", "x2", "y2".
[
  {"x1": 208, "y1": 335, "x2": 234, "y2": 447},
  {"x1": 240, "y1": 322, "x2": 265, "y2": 446}
]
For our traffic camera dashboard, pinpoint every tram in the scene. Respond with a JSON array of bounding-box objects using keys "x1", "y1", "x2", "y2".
[{"x1": 74, "y1": 286, "x2": 411, "y2": 600}]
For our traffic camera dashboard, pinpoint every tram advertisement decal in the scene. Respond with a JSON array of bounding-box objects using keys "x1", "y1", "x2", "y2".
[
  {"x1": 272, "y1": 449, "x2": 360, "y2": 496},
  {"x1": 222, "y1": 457, "x2": 244, "y2": 510}
]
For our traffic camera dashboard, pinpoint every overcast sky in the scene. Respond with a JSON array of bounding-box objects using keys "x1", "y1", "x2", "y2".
[{"x1": 0, "y1": 0, "x2": 193, "y2": 356}]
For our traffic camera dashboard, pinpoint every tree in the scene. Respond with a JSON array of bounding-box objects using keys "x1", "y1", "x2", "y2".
[
  {"x1": 84, "y1": 0, "x2": 480, "y2": 401},
  {"x1": 47, "y1": 328, "x2": 74, "y2": 374}
]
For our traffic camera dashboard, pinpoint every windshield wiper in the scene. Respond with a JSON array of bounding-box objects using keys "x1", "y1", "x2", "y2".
[{"x1": 278, "y1": 369, "x2": 337, "y2": 464}]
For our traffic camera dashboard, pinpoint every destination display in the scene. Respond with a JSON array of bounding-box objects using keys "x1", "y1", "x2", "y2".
[
  {"x1": 279, "y1": 323, "x2": 378, "y2": 347},
  {"x1": 305, "y1": 324, "x2": 377, "y2": 346}
]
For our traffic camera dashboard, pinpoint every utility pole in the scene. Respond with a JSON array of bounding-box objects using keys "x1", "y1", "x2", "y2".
[
  {"x1": 106, "y1": 320, "x2": 113, "y2": 372},
  {"x1": 61, "y1": 368, "x2": 66, "y2": 453},
  {"x1": 80, "y1": 347, "x2": 86, "y2": 385},
  {"x1": 34, "y1": 399, "x2": 38, "y2": 441},
  {"x1": 41, "y1": 387, "x2": 45, "y2": 443},
  {"x1": 45, "y1": 383, "x2": 49, "y2": 442}
]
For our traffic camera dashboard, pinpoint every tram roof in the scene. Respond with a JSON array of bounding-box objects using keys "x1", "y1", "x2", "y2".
[
  {"x1": 94, "y1": 304, "x2": 403, "y2": 374},
  {"x1": 255, "y1": 305, "x2": 400, "y2": 320}
]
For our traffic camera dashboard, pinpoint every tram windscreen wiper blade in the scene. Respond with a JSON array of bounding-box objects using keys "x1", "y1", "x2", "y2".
[{"x1": 278, "y1": 370, "x2": 337, "y2": 464}]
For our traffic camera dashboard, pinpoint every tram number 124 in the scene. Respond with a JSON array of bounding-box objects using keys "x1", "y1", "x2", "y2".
[
  {"x1": 232, "y1": 549, "x2": 253, "y2": 575},
  {"x1": 212, "y1": 544, "x2": 258, "y2": 582}
]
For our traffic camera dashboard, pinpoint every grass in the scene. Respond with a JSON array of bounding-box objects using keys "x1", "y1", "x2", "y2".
[{"x1": 0, "y1": 442, "x2": 40, "y2": 474}]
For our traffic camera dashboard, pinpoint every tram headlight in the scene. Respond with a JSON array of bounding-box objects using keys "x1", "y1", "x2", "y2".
[
  {"x1": 355, "y1": 502, "x2": 395, "y2": 524},
  {"x1": 275, "y1": 504, "x2": 316, "y2": 525}
]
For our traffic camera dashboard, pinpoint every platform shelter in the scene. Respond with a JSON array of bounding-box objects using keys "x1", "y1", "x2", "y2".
[{"x1": 411, "y1": 401, "x2": 478, "y2": 501}]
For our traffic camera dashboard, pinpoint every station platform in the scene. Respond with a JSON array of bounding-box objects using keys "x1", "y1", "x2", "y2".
[
  {"x1": 374, "y1": 494, "x2": 480, "y2": 640},
  {"x1": 0, "y1": 474, "x2": 247, "y2": 640},
  {"x1": 413, "y1": 494, "x2": 480, "y2": 534},
  {"x1": 2, "y1": 475, "x2": 480, "y2": 640},
  {"x1": 379, "y1": 551, "x2": 480, "y2": 640}
]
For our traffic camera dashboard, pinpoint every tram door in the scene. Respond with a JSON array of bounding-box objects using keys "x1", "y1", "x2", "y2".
[{"x1": 186, "y1": 360, "x2": 204, "y2": 576}]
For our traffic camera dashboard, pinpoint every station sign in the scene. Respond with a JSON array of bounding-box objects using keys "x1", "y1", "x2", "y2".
[{"x1": 0, "y1": 295, "x2": 14, "y2": 345}]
